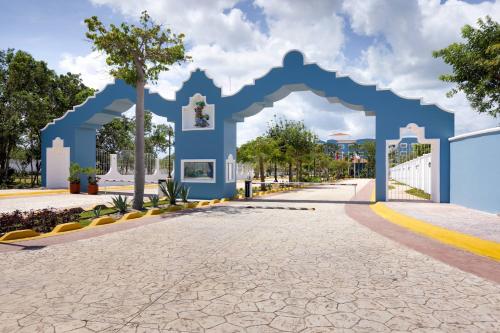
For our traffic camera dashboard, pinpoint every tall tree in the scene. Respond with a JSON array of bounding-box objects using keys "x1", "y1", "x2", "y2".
[
  {"x1": 0, "y1": 49, "x2": 20, "y2": 184},
  {"x1": 0, "y1": 49, "x2": 93, "y2": 186},
  {"x1": 360, "y1": 141, "x2": 376, "y2": 178},
  {"x1": 238, "y1": 136, "x2": 278, "y2": 190},
  {"x1": 96, "y1": 116, "x2": 135, "y2": 153},
  {"x1": 433, "y1": 16, "x2": 499, "y2": 117},
  {"x1": 85, "y1": 10, "x2": 190, "y2": 209}
]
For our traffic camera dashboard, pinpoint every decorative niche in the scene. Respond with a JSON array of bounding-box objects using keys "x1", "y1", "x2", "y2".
[{"x1": 182, "y1": 93, "x2": 215, "y2": 131}]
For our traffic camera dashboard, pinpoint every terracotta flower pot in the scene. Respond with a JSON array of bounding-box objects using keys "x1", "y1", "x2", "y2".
[
  {"x1": 87, "y1": 184, "x2": 99, "y2": 195},
  {"x1": 69, "y1": 182, "x2": 80, "y2": 194}
]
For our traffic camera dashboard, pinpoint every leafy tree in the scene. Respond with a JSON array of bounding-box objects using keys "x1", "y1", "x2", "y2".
[
  {"x1": 433, "y1": 16, "x2": 499, "y2": 117},
  {"x1": 329, "y1": 159, "x2": 350, "y2": 179},
  {"x1": 0, "y1": 49, "x2": 93, "y2": 186},
  {"x1": 238, "y1": 136, "x2": 278, "y2": 190},
  {"x1": 412, "y1": 143, "x2": 431, "y2": 157},
  {"x1": 147, "y1": 123, "x2": 170, "y2": 156},
  {"x1": 96, "y1": 116, "x2": 134, "y2": 153},
  {"x1": 266, "y1": 117, "x2": 315, "y2": 182},
  {"x1": 0, "y1": 49, "x2": 22, "y2": 184},
  {"x1": 85, "y1": 10, "x2": 190, "y2": 209},
  {"x1": 360, "y1": 141, "x2": 376, "y2": 178}
]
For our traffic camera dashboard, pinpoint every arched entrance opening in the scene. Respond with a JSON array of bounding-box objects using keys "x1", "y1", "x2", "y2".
[
  {"x1": 41, "y1": 81, "x2": 174, "y2": 190},
  {"x1": 236, "y1": 89, "x2": 376, "y2": 186}
]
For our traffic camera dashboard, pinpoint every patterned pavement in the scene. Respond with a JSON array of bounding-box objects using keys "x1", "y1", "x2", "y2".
[{"x1": 0, "y1": 179, "x2": 499, "y2": 332}]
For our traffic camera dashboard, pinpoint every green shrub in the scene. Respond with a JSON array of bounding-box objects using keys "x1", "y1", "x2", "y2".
[
  {"x1": 179, "y1": 186, "x2": 190, "y2": 203},
  {"x1": 68, "y1": 162, "x2": 81, "y2": 184},
  {"x1": 0, "y1": 208, "x2": 84, "y2": 234},
  {"x1": 149, "y1": 194, "x2": 160, "y2": 208},
  {"x1": 82, "y1": 167, "x2": 100, "y2": 185},
  {"x1": 92, "y1": 206, "x2": 102, "y2": 218},
  {"x1": 111, "y1": 195, "x2": 129, "y2": 213},
  {"x1": 160, "y1": 180, "x2": 181, "y2": 205}
]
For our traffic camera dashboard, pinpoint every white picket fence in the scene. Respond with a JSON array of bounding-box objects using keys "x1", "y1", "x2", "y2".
[{"x1": 389, "y1": 153, "x2": 431, "y2": 194}]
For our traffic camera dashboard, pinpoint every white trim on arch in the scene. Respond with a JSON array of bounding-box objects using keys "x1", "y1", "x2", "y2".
[{"x1": 386, "y1": 123, "x2": 440, "y2": 203}]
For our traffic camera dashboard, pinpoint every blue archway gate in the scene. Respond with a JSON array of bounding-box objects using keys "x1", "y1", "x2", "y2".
[{"x1": 42, "y1": 51, "x2": 454, "y2": 202}]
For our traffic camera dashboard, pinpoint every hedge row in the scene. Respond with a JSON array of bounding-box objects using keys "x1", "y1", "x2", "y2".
[{"x1": 0, "y1": 208, "x2": 84, "y2": 234}]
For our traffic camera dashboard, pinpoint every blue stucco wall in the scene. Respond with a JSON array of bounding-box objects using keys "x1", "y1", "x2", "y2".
[
  {"x1": 450, "y1": 128, "x2": 500, "y2": 214},
  {"x1": 42, "y1": 50, "x2": 454, "y2": 201}
]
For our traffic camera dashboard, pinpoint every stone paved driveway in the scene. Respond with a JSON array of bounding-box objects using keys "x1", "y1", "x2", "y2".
[{"x1": 1, "y1": 179, "x2": 499, "y2": 332}]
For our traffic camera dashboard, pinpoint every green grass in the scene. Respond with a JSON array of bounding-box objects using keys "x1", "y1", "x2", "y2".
[
  {"x1": 76, "y1": 198, "x2": 174, "y2": 227},
  {"x1": 388, "y1": 185, "x2": 395, "y2": 190},
  {"x1": 405, "y1": 188, "x2": 431, "y2": 200},
  {"x1": 78, "y1": 207, "x2": 118, "y2": 226}
]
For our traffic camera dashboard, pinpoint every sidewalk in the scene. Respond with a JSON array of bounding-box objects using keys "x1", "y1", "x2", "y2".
[
  {"x1": 384, "y1": 201, "x2": 500, "y2": 243},
  {"x1": 0, "y1": 185, "x2": 158, "y2": 213}
]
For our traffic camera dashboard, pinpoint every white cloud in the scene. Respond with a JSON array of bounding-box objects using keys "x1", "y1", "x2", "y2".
[
  {"x1": 59, "y1": 51, "x2": 113, "y2": 90},
  {"x1": 60, "y1": 0, "x2": 499, "y2": 143},
  {"x1": 342, "y1": 0, "x2": 500, "y2": 134}
]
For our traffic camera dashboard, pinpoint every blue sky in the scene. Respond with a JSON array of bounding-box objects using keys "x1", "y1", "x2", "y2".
[
  {"x1": 1, "y1": 0, "x2": 375, "y2": 72},
  {"x1": 1, "y1": 0, "x2": 498, "y2": 143}
]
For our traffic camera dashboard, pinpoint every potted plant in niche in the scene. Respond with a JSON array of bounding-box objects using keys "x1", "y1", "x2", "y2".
[
  {"x1": 84, "y1": 167, "x2": 100, "y2": 195},
  {"x1": 68, "y1": 162, "x2": 82, "y2": 194}
]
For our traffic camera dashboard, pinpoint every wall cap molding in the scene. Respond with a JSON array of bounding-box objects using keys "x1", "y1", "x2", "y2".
[{"x1": 449, "y1": 127, "x2": 500, "y2": 142}]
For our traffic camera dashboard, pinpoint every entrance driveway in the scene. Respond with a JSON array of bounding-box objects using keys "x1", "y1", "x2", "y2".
[{"x1": 1, "y1": 180, "x2": 499, "y2": 332}]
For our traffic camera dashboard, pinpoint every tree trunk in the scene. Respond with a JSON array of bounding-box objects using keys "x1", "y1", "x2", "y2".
[
  {"x1": 133, "y1": 79, "x2": 146, "y2": 210},
  {"x1": 274, "y1": 161, "x2": 278, "y2": 182},
  {"x1": 167, "y1": 132, "x2": 172, "y2": 178},
  {"x1": 288, "y1": 162, "x2": 292, "y2": 182},
  {"x1": 259, "y1": 157, "x2": 266, "y2": 191}
]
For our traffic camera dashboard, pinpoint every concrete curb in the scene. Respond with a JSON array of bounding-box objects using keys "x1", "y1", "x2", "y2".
[
  {"x1": 0, "y1": 229, "x2": 40, "y2": 241},
  {"x1": 89, "y1": 216, "x2": 116, "y2": 227},
  {"x1": 0, "y1": 184, "x2": 306, "y2": 244},
  {"x1": 51, "y1": 222, "x2": 83, "y2": 233}
]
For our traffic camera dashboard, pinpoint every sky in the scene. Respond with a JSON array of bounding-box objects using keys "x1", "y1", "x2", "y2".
[{"x1": 1, "y1": 0, "x2": 499, "y2": 145}]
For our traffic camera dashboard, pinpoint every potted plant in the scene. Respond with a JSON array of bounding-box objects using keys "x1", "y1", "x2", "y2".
[
  {"x1": 68, "y1": 162, "x2": 82, "y2": 194},
  {"x1": 84, "y1": 167, "x2": 100, "y2": 195}
]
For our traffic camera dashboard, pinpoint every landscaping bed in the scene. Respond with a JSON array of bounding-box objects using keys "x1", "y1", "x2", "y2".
[{"x1": 0, "y1": 182, "x2": 302, "y2": 241}]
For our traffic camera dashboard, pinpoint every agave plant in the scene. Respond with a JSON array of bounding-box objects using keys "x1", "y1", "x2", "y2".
[
  {"x1": 110, "y1": 195, "x2": 129, "y2": 214},
  {"x1": 149, "y1": 194, "x2": 160, "y2": 208},
  {"x1": 160, "y1": 180, "x2": 181, "y2": 205},
  {"x1": 179, "y1": 185, "x2": 190, "y2": 203},
  {"x1": 92, "y1": 206, "x2": 102, "y2": 218}
]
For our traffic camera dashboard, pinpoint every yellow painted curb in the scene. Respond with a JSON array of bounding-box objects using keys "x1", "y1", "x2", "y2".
[
  {"x1": 186, "y1": 202, "x2": 199, "y2": 208},
  {"x1": 166, "y1": 205, "x2": 183, "y2": 212},
  {"x1": 0, "y1": 229, "x2": 40, "y2": 241},
  {"x1": 89, "y1": 216, "x2": 116, "y2": 227},
  {"x1": 0, "y1": 189, "x2": 68, "y2": 198},
  {"x1": 145, "y1": 208, "x2": 162, "y2": 216},
  {"x1": 118, "y1": 211, "x2": 143, "y2": 222},
  {"x1": 210, "y1": 199, "x2": 220, "y2": 204},
  {"x1": 370, "y1": 201, "x2": 500, "y2": 261},
  {"x1": 199, "y1": 201, "x2": 210, "y2": 206},
  {"x1": 51, "y1": 222, "x2": 83, "y2": 233}
]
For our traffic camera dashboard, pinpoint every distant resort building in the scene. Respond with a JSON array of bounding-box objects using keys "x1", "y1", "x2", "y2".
[
  {"x1": 319, "y1": 138, "x2": 375, "y2": 160},
  {"x1": 317, "y1": 135, "x2": 375, "y2": 177}
]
